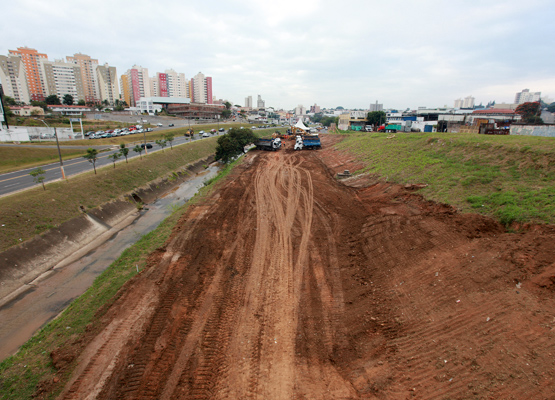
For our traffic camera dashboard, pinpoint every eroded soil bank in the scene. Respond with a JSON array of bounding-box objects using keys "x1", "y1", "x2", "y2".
[{"x1": 46, "y1": 135, "x2": 555, "y2": 399}]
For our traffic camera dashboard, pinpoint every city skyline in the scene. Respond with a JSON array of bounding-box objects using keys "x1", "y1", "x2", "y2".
[{"x1": 1, "y1": 0, "x2": 554, "y2": 110}]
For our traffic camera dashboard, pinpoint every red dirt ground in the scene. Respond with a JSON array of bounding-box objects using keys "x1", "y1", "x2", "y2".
[{"x1": 48, "y1": 135, "x2": 555, "y2": 399}]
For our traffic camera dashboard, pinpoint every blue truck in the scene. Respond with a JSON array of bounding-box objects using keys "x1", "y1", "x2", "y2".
[{"x1": 294, "y1": 135, "x2": 321, "y2": 150}]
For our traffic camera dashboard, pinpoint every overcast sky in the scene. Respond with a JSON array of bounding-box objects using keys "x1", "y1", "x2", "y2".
[{"x1": 2, "y1": 0, "x2": 554, "y2": 110}]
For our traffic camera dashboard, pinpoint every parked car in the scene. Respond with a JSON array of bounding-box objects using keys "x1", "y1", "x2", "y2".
[
  {"x1": 145, "y1": 128, "x2": 153, "y2": 132},
  {"x1": 140, "y1": 143, "x2": 153, "y2": 149},
  {"x1": 85, "y1": 131, "x2": 95, "y2": 137}
]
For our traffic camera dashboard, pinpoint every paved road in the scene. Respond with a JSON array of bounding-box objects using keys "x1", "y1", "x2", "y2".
[{"x1": 0, "y1": 131, "x2": 226, "y2": 198}]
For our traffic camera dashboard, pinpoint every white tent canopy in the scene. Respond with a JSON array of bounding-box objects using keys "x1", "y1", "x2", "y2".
[{"x1": 294, "y1": 119, "x2": 308, "y2": 131}]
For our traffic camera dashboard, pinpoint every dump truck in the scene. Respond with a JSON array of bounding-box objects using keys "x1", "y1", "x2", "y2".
[
  {"x1": 294, "y1": 135, "x2": 321, "y2": 150},
  {"x1": 255, "y1": 137, "x2": 282, "y2": 151}
]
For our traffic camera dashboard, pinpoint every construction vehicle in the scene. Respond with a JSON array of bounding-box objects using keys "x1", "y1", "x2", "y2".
[
  {"x1": 255, "y1": 137, "x2": 282, "y2": 151},
  {"x1": 294, "y1": 135, "x2": 321, "y2": 150}
]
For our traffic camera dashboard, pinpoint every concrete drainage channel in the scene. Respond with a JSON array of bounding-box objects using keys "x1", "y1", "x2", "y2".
[{"x1": 0, "y1": 158, "x2": 219, "y2": 361}]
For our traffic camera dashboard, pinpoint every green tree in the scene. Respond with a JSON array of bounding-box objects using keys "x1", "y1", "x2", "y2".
[
  {"x1": 133, "y1": 145, "x2": 144, "y2": 159},
  {"x1": 224, "y1": 101, "x2": 232, "y2": 110},
  {"x1": 95, "y1": 104, "x2": 104, "y2": 111},
  {"x1": 3, "y1": 95, "x2": 16, "y2": 106},
  {"x1": 222, "y1": 109, "x2": 232, "y2": 119},
  {"x1": 83, "y1": 148, "x2": 99, "y2": 174},
  {"x1": 119, "y1": 143, "x2": 130, "y2": 163},
  {"x1": 547, "y1": 102, "x2": 555, "y2": 113},
  {"x1": 77, "y1": 99, "x2": 86, "y2": 106},
  {"x1": 155, "y1": 139, "x2": 167, "y2": 152},
  {"x1": 29, "y1": 167, "x2": 46, "y2": 190},
  {"x1": 321, "y1": 116, "x2": 339, "y2": 127},
  {"x1": 102, "y1": 99, "x2": 109, "y2": 106},
  {"x1": 215, "y1": 127, "x2": 257, "y2": 163},
  {"x1": 63, "y1": 94, "x2": 74, "y2": 105},
  {"x1": 108, "y1": 152, "x2": 121, "y2": 168},
  {"x1": 45, "y1": 95, "x2": 61, "y2": 105},
  {"x1": 30, "y1": 101, "x2": 48, "y2": 110},
  {"x1": 366, "y1": 111, "x2": 386, "y2": 129},
  {"x1": 515, "y1": 102, "x2": 542, "y2": 123},
  {"x1": 164, "y1": 133, "x2": 175, "y2": 149}
]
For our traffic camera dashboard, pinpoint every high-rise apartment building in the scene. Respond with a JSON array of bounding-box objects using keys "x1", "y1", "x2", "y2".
[
  {"x1": 310, "y1": 104, "x2": 321, "y2": 113},
  {"x1": 245, "y1": 95, "x2": 252, "y2": 108},
  {"x1": 463, "y1": 96, "x2": 475, "y2": 109},
  {"x1": 191, "y1": 72, "x2": 212, "y2": 104},
  {"x1": 41, "y1": 59, "x2": 84, "y2": 102},
  {"x1": 8, "y1": 47, "x2": 48, "y2": 101},
  {"x1": 295, "y1": 104, "x2": 306, "y2": 115},
  {"x1": 121, "y1": 65, "x2": 150, "y2": 107},
  {"x1": 514, "y1": 89, "x2": 541, "y2": 104},
  {"x1": 96, "y1": 63, "x2": 119, "y2": 105},
  {"x1": 0, "y1": 55, "x2": 30, "y2": 104},
  {"x1": 152, "y1": 72, "x2": 168, "y2": 97},
  {"x1": 165, "y1": 69, "x2": 188, "y2": 98},
  {"x1": 369, "y1": 101, "x2": 383, "y2": 112},
  {"x1": 257, "y1": 95, "x2": 265, "y2": 108},
  {"x1": 66, "y1": 53, "x2": 99, "y2": 103}
]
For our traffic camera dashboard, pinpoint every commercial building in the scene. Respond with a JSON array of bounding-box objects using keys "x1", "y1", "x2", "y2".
[
  {"x1": 8, "y1": 47, "x2": 48, "y2": 102},
  {"x1": 167, "y1": 102, "x2": 224, "y2": 119}
]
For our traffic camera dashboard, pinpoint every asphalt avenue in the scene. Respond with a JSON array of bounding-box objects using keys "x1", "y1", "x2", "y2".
[{"x1": 0, "y1": 132, "x2": 225, "y2": 198}]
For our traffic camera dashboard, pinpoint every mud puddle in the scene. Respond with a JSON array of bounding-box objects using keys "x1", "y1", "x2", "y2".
[{"x1": 0, "y1": 164, "x2": 219, "y2": 361}]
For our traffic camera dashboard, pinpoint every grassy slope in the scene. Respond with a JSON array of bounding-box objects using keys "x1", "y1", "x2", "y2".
[
  {"x1": 336, "y1": 131, "x2": 555, "y2": 226},
  {"x1": 0, "y1": 157, "x2": 241, "y2": 400},
  {"x1": 0, "y1": 147, "x2": 88, "y2": 174},
  {"x1": 0, "y1": 138, "x2": 218, "y2": 252}
]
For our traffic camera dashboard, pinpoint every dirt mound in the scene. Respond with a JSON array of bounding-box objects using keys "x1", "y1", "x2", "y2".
[{"x1": 47, "y1": 135, "x2": 555, "y2": 399}]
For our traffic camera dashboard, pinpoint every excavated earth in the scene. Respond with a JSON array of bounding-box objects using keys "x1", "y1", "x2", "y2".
[{"x1": 48, "y1": 135, "x2": 555, "y2": 399}]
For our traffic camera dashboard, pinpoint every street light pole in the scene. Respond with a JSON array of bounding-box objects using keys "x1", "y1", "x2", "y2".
[{"x1": 37, "y1": 119, "x2": 66, "y2": 179}]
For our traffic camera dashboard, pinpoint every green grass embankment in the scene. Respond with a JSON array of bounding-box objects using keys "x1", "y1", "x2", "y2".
[
  {"x1": 0, "y1": 147, "x2": 88, "y2": 174},
  {"x1": 0, "y1": 156, "x2": 242, "y2": 400},
  {"x1": 0, "y1": 137, "x2": 218, "y2": 252},
  {"x1": 336, "y1": 132, "x2": 555, "y2": 226}
]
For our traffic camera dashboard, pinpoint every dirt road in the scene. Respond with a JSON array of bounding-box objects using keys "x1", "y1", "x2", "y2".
[{"x1": 52, "y1": 137, "x2": 555, "y2": 399}]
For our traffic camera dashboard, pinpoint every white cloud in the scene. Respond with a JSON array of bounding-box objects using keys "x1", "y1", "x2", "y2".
[{"x1": 1, "y1": 0, "x2": 554, "y2": 110}]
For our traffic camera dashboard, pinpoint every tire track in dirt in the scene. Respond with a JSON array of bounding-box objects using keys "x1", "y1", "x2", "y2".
[{"x1": 221, "y1": 153, "x2": 314, "y2": 399}]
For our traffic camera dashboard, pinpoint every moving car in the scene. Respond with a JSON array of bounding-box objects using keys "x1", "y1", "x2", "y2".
[
  {"x1": 168, "y1": 123, "x2": 174, "y2": 127},
  {"x1": 140, "y1": 143, "x2": 153, "y2": 149},
  {"x1": 156, "y1": 123, "x2": 163, "y2": 127},
  {"x1": 202, "y1": 132, "x2": 210, "y2": 138},
  {"x1": 218, "y1": 128, "x2": 225, "y2": 132}
]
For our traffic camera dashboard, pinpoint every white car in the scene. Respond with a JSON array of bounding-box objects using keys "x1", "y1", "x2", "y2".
[{"x1": 202, "y1": 132, "x2": 210, "y2": 138}]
